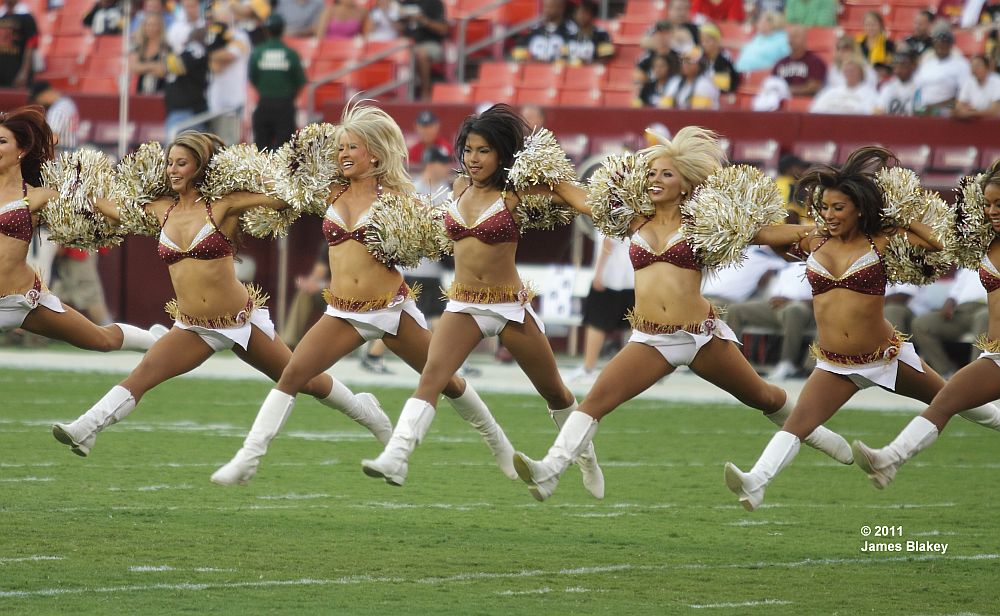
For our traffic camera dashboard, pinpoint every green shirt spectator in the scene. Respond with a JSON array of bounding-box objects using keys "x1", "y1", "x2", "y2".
[
  {"x1": 249, "y1": 37, "x2": 305, "y2": 99},
  {"x1": 784, "y1": 0, "x2": 836, "y2": 27}
]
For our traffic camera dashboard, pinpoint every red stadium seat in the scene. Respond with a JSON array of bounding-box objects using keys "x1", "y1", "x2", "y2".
[
  {"x1": 806, "y1": 27, "x2": 838, "y2": 54},
  {"x1": 520, "y1": 63, "x2": 563, "y2": 88},
  {"x1": 78, "y1": 76, "x2": 120, "y2": 94},
  {"x1": 602, "y1": 90, "x2": 637, "y2": 107},
  {"x1": 49, "y1": 34, "x2": 91, "y2": 60},
  {"x1": 558, "y1": 88, "x2": 602, "y2": 107},
  {"x1": 477, "y1": 61, "x2": 521, "y2": 87},
  {"x1": 499, "y1": 0, "x2": 538, "y2": 25},
  {"x1": 317, "y1": 37, "x2": 363, "y2": 62},
  {"x1": 608, "y1": 44, "x2": 643, "y2": 68},
  {"x1": 718, "y1": 22, "x2": 752, "y2": 49},
  {"x1": 345, "y1": 60, "x2": 395, "y2": 92},
  {"x1": 85, "y1": 55, "x2": 123, "y2": 77},
  {"x1": 514, "y1": 87, "x2": 558, "y2": 105},
  {"x1": 623, "y1": 0, "x2": 665, "y2": 21},
  {"x1": 604, "y1": 65, "x2": 637, "y2": 90},
  {"x1": 37, "y1": 55, "x2": 82, "y2": 80},
  {"x1": 792, "y1": 140, "x2": 837, "y2": 165},
  {"x1": 431, "y1": 82, "x2": 473, "y2": 103},
  {"x1": 91, "y1": 35, "x2": 124, "y2": 57},
  {"x1": 285, "y1": 37, "x2": 318, "y2": 65},
  {"x1": 472, "y1": 84, "x2": 514, "y2": 103},
  {"x1": 954, "y1": 29, "x2": 986, "y2": 56},
  {"x1": 562, "y1": 65, "x2": 605, "y2": 90}
]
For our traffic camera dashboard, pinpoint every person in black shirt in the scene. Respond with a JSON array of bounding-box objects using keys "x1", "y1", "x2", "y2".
[
  {"x1": 163, "y1": 21, "x2": 231, "y2": 139},
  {"x1": 637, "y1": 54, "x2": 672, "y2": 106},
  {"x1": 0, "y1": 1, "x2": 38, "y2": 88},
  {"x1": 903, "y1": 10, "x2": 934, "y2": 57},
  {"x1": 567, "y1": 0, "x2": 614, "y2": 64},
  {"x1": 512, "y1": 0, "x2": 578, "y2": 62},
  {"x1": 398, "y1": 0, "x2": 448, "y2": 100},
  {"x1": 83, "y1": 0, "x2": 124, "y2": 35},
  {"x1": 634, "y1": 21, "x2": 679, "y2": 83}
]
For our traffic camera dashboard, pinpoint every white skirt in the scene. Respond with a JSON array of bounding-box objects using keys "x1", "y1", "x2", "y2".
[
  {"x1": 174, "y1": 307, "x2": 276, "y2": 352},
  {"x1": 324, "y1": 298, "x2": 428, "y2": 341},
  {"x1": 0, "y1": 285, "x2": 65, "y2": 332},
  {"x1": 445, "y1": 299, "x2": 544, "y2": 338},
  {"x1": 816, "y1": 341, "x2": 924, "y2": 390},
  {"x1": 629, "y1": 318, "x2": 738, "y2": 367}
]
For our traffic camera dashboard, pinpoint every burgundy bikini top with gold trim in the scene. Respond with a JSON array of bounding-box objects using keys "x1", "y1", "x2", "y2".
[
  {"x1": 805, "y1": 236, "x2": 886, "y2": 296},
  {"x1": 0, "y1": 182, "x2": 31, "y2": 243},
  {"x1": 443, "y1": 185, "x2": 519, "y2": 245},
  {"x1": 323, "y1": 184, "x2": 377, "y2": 247},
  {"x1": 980, "y1": 254, "x2": 1000, "y2": 293},
  {"x1": 628, "y1": 221, "x2": 700, "y2": 271},
  {"x1": 157, "y1": 200, "x2": 234, "y2": 265}
]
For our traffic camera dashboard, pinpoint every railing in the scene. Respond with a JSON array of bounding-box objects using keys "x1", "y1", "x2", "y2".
[
  {"x1": 304, "y1": 40, "x2": 414, "y2": 121},
  {"x1": 454, "y1": 0, "x2": 541, "y2": 83}
]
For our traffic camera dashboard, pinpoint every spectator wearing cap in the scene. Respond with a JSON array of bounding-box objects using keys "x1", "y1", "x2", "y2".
[
  {"x1": 276, "y1": 0, "x2": 324, "y2": 38},
  {"x1": 83, "y1": 0, "x2": 124, "y2": 35},
  {"x1": 249, "y1": 13, "x2": 306, "y2": 149},
  {"x1": 512, "y1": 0, "x2": 578, "y2": 63},
  {"x1": 734, "y1": 10, "x2": 789, "y2": 73},
  {"x1": 566, "y1": 0, "x2": 614, "y2": 65},
  {"x1": 699, "y1": 23, "x2": 739, "y2": 93},
  {"x1": 771, "y1": 24, "x2": 826, "y2": 96},
  {"x1": 29, "y1": 80, "x2": 78, "y2": 152},
  {"x1": 876, "y1": 46, "x2": 921, "y2": 115},
  {"x1": 954, "y1": 54, "x2": 1000, "y2": 118},
  {"x1": 810, "y1": 56, "x2": 879, "y2": 114},
  {"x1": 0, "y1": 0, "x2": 38, "y2": 88},
  {"x1": 397, "y1": 0, "x2": 448, "y2": 100},
  {"x1": 407, "y1": 110, "x2": 452, "y2": 166},
  {"x1": 783, "y1": 0, "x2": 836, "y2": 27},
  {"x1": 660, "y1": 46, "x2": 720, "y2": 109},
  {"x1": 904, "y1": 10, "x2": 935, "y2": 57},
  {"x1": 691, "y1": 0, "x2": 744, "y2": 23},
  {"x1": 913, "y1": 26, "x2": 971, "y2": 115}
]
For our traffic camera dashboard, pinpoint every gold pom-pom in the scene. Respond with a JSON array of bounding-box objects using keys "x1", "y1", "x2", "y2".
[
  {"x1": 506, "y1": 128, "x2": 578, "y2": 190},
  {"x1": 272, "y1": 122, "x2": 344, "y2": 216},
  {"x1": 514, "y1": 193, "x2": 577, "y2": 232},
  {"x1": 680, "y1": 165, "x2": 785, "y2": 269},
  {"x1": 40, "y1": 148, "x2": 121, "y2": 249},
  {"x1": 949, "y1": 174, "x2": 994, "y2": 269},
  {"x1": 881, "y1": 190, "x2": 954, "y2": 284},
  {"x1": 200, "y1": 143, "x2": 278, "y2": 203},
  {"x1": 364, "y1": 192, "x2": 445, "y2": 267},
  {"x1": 876, "y1": 167, "x2": 925, "y2": 228},
  {"x1": 241, "y1": 207, "x2": 299, "y2": 239},
  {"x1": 587, "y1": 153, "x2": 654, "y2": 239},
  {"x1": 112, "y1": 141, "x2": 169, "y2": 237}
]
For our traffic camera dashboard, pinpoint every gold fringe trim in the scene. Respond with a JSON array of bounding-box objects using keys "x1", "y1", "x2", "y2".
[
  {"x1": 626, "y1": 306, "x2": 721, "y2": 336},
  {"x1": 974, "y1": 334, "x2": 1000, "y2": 354},
  {"x1": 322, "y1": 283, "x2": 419, "y2": 313},
  {"x1": 444, "y1": 281, "x2": 537, "y2": 305},
  {"x1": 165, "y1": 284, "x2": 268, "y2": 329},
  {"x1": 810, "y1": 331, "x2": 909, "y2": 366}
]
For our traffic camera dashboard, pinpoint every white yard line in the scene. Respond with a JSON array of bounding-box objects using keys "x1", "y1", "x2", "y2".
[
  {"x1": 689, "y1": 599, "x2": 793, "y2": 609},
  {"x1": 0, "y1": 556, "x2": 63, "y2": 564}
]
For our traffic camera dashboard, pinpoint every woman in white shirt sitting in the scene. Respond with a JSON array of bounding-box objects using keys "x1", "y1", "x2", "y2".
[
  {"x1": 954, "y1": 55, "x2": 1000, "y2": 119},
  {"x1": 810, "y1": 57, "x2": 879, "y2": 115}
]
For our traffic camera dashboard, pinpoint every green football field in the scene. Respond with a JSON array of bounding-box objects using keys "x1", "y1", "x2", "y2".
[{"x1": 2, "y1": 368, "x2": 999, "y2": 614}]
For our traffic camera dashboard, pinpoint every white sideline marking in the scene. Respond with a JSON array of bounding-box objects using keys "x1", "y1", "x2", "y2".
[
  {"x1": 3, "y1": 555, "x2": 998, "y2": 598},
  {"x1": 0, "y1": 462, "x2": 55, "y2": 468},
  {"x1": 256, "y1": 493, "x2": 331, "y2": 501},
  {"x1": 689, "y1": 599, "x2": 792, "y2": 609},
  {"x1": 910, "y1": 530, "x2": 958, "y2": 537},
  {"x1": 0, "y1": 556, "x2": 62, "y2": 564},
  {"x1": 497, "y1": 587, "x2": 551, "y2": 596},
  {"x1": 129, "y1": 566, "x2": 236, "y2": 573},
  {"x1": 571, "y1": 512, "x2": 626, "y2": 518},
  {"x1": 0, "y1": 477, "x2": 52, "y2": 483},
  {"x1": 352, "y1": 501, "x2": 492, "y2": 512},
  {"x1": 727, "y1": 519, "x2": 792, "y2": 527}
]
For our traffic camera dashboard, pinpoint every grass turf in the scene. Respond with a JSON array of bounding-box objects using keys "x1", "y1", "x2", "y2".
[{"x1": 2, "y1": 369, "x2": 999, "y2": 614}]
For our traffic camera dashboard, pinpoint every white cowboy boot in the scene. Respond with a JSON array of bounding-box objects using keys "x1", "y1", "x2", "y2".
[
  {"x1": 361, "y1": 398, "x2": 436, "y2": 486},
  {"x1": 724, "y1": 430, "x2": 800, "y2": 512},
  {"x1": 852, "y1": 416, "x2": 938, "y2": 489},
  {"x1": 318, "y1": 380, "x2": 392, "y2": 445},
  {"x1": 52, "y1": 385, "x2": 136, "y2": 457},
  {"x1": 550, "y1": 402, "x2": 604, "y2": 499},
  {"x1": 115, "y1": 323, "x2": 163, "y2": 351},
  {"x1": 765, "y1": 397, "x2": 853, "y2": 464},
  {"x1": 957, "y1": 403, "x2": 1000, "y2": 430},
  {"x1": 513, "y1": 410, "x2": 598, "y2": 502},
  {"x1": 211, "y1": 389, "x2": 295, "y2": 486},
  {"x1": 446, "y1": 383, "x2": 517, "y2": 479}
]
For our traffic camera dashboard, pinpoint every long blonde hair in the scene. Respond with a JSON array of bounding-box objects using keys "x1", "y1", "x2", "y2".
[
  {"x1": 639, "y1": 126, "x2": 726, "y2": 194},
  {"x1": 333, "y1": 101, "x2": 414, "y2": 194}
]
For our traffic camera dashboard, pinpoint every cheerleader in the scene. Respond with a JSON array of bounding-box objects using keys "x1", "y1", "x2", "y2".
[
  {"x1": 724, "y1": 147, "x2": 1000, "y2": 511},
  {"x1": 852, "y1": 160, "x2": 1000, "y2": 489},
  {"x1": 51, "y1": 131, "x2": 379, "y2": 458},
  {"x1": 362, "y1": 104, "x2": 605, "y2": 496},
  {"x1": 0, "y1": 106, "x2": 158, "y2": 351},
  {"x1": 513, "y1": 127, "x2": 854, "y2": 502},
  {"x1": 212, "y1": 103, "x2": 510, "y2": 486}
]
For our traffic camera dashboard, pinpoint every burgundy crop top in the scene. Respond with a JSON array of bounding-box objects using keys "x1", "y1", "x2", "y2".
[
  {"x1": 980, "y1": 254, "x2": 1000, "y2": 293},
  {"x1": 0, "y1": 182, "x2": 31, "y2": 243},
  {"x1": 322, "y1": 184, "x2": 374, "y2": 247},
  {"x1": 443, "y1": 186, "x2": 519, "y2": 244},
  {"x1": 157, "y1": 200, "x2": 234, "y2": 265},
  {"x1": 805, "y1": 236, "x2": 886, "y2": 296},
  {"x1": 628, "y1": 223, "x2": 700, "y2": 271}
]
